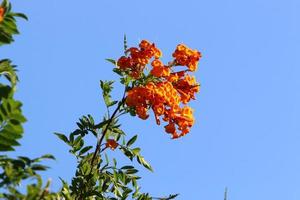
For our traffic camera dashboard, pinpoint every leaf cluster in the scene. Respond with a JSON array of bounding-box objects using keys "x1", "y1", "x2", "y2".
[
  {"x1": 55, "y1": 113, "x2": 157, "y2": 199},
  {"x1": 0, "y1": 1, "x2": 57, "y2": 199},
  {"x1": 0, "y1": 0, "x2": 27, "y2": 46},
  {"x1": 0, "y1": 60, "x2": 26, "y2": 152}
]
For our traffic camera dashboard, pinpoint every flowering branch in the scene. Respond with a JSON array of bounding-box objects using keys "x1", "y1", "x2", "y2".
[{"x1": 56, "y1": 38, "x2": 201, "y2": 199}]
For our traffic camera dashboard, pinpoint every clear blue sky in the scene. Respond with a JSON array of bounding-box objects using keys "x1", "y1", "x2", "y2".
[{"x1": 2, "y1": 0, "x2": 300, "y2": 199}]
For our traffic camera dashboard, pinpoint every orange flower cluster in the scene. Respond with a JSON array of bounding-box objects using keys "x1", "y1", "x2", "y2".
[
  {"x1": 172, "y1": 73, "x2": 199, "y2": 104},
  {"x1": 118, "y1": 40, "x2": 201, "y2": 139},
  {"x1": 173, "y1": 44, "x2": 202, "y2": 71},
  {"x1": 150, "y1": 59, "x2": 170, "y2": 77},
  {"x1": 126, "y1": 78, "x2": 198, "y2": 138},
  {"x1": 117, "y1": 40, "x2": 162, "y2": 79},
  {"x1": 106, "y1": 139, "x2": 118, "y2": 150},
  {"x1": 0, "y1": 7, "x2": 5, "y2": 23}
]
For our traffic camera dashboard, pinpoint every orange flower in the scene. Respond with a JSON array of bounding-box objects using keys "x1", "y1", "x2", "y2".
[
  {"x1": 139, "y1": 40, "x2": 152, "y2": 50},
  {"x1": 154, "y1": 48, "x2": 162, "y2": 59},
  {"x1": 164, "y1": 122, "x2": 176, "y2": 135},
  {"x1": 117, "y1": 40, "x2": 163, "y2": 79},
  {"x1": 106, "y1": 139, "x2": 118, "y2": 150},
  {"x1": 117, "y1": 56, "x2": 132, "y2": 70},
  {"x1": 151, "y1": 66, "x2": 170, "y2": 77},
  {"x1": 151, "y1": 59, "x2": 163, "y2": 68},
  {"x1": 0, "y1": 7, "x2": 5, "y2": 23},
  {"x1": 172, "y1": 44, "x2": 201, "y2": 71},
  {"x1": 174, "y1": 74, "x2": 200, "y2": 104},
  {"x1": 167, "y1": 73, "x2": 179, "y2": 82},
  {"x1": 136, "y1": 105, "x2": 149, "y2": 120}
]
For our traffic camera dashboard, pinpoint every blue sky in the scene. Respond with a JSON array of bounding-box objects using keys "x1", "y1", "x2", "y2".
[{"x1": 2, "y1": 0, "x2": 300, "y2": 199}]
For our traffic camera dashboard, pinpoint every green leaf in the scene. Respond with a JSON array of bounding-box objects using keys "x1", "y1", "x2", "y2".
[
  {"x1": 0, "y1": 112, "x2": 25, "y2": 151},
  {"x1": 104, "y1": 153, "x2": 109, "y2": 164},
  {"x1": 73, "y1": 136, "x2": 84, "y2": 152},
  {"x1": 40, "y1": 154, "x2": 56, "y2": 160},
  {"x1": 123, "y1": 148, "x2": 134, "y2": 161},
  {"x1": 0, "y1": 144, "x2": 13, "y2": 151},
  {"x1": 121, "y1": 165, "x2": 134, "y2": 170},
  {"x1": 11, "y1": 13, "x2": 28, "y2": 20},
  {"x1": 100, "y1": 80, "x2": 116, "y2": 108},
  {"x1": 18, "y1": 156, "x2": 31, "y2": 165},
  {"x1": 126, "y1": 135, "x2": 137, "y2": 147},
  {"x1": 126, "y1": 168, "x2": 138, "y2": 174},
  {"x1": 2, "y1": 19, "x2": 19, "y2": 34},
  {"x1": 31, "y1": 164, "x2": 49, "y2": 171},
  {"x1": 120, "y1": 75, "x2": 133, "y2": 86},
  {"x1": 105, "y1": 58, "x2": 117, "y2": 66},
  {"x1": 79, "y1": 146, "x2": 93, "y2": 156},
  {"x1": 113, "y1": 68, "x2": 123, "y2": 76},
  {"x1": 137, "y1": 155, "x2": 153, "y2": 172},
  {"x1": 166, "y1": 194, "x2": 180, "y2": 199},
  {"x1": 132, "y1": 148, "x2": 141, "y2": 156},
  {"x1": 0, "y1": 59, "x2": 18, "y2": 89},
  {"x1": 94, "y1": 118, "x2": 110, "y2": 129},
  {"x1": 0, "y1": 134, "x2": 20, "y2": 146},
  {"x1": 107, "y1": 100, "x2": 118, "y2": 107},
  {"x1": 54, "y1": 132, "x2": 69, "y2": 144}
]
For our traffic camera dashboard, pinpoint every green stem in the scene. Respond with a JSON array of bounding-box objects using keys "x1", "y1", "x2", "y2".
[
  {"x1": 76, "y1": 86, "x2": 127, "y2": 200},
  {"x1": 90, "y1": 95, "x2": 126, "y2": 167}
]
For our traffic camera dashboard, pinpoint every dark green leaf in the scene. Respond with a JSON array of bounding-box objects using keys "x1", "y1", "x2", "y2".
[
  {"x1": 11, "y1": 13, "x2": 28, "y2": 20},
  {"x1": 105, "y1": 58, "x2": 117, "y2": 66},
  {"x1": 54, "y1": 132, "x2": 69, "y2": 144},
  {"x1": 126, "y1": 168, "x2": 138, "y2": 174},
  {"x1": 40, "y1": 154, "x2": 55, "y2": 160},
  {"x1": 126, "y1": 135, "x2": 137, "y2": 147},
  {"x1": 31, "y1": 164, "x2": 49, "y2": 171},
  {"x1": 79, "y1": 146, "x2": 93, "y2": 156},
  {"x1": 121, "y1": 165, "x2": 134, "y2": 170}
]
